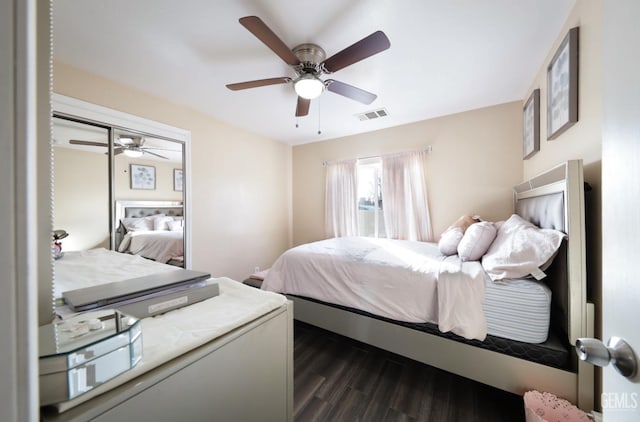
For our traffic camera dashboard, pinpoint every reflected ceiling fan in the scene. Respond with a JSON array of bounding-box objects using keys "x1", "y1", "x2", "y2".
[
  {"x1": 69, "y1": 136, "x2": 173, "y2": 159},
  {"x1": 226, "y1": 16, "x2": 391, "y2": 117}
]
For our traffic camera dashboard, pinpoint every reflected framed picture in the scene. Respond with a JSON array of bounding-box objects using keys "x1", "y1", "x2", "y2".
[
  {"x1": 523, "y1": 89, "x2": 540, "y2": 160},
  {"x1": 173, "y1": 169, "x2": 183, "y2": 192},
  {"x1": 130, "y1": 164, "x2": 156, "y2": 190},
  {"x1": 547, "y1": 27, "x2": 579, "y2": 140}
]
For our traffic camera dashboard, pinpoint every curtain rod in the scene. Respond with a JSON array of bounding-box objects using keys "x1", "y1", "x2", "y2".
[{"x1": 322, "y1": 145, "x2": 432, "y2": 167}]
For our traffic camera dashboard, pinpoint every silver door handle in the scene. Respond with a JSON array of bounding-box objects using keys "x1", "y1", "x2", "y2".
[{"x1": 575, "y1": 337, "x2": 637, "y2": 378}]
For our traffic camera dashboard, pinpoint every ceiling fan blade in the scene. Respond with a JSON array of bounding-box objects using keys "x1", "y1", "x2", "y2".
[
  {"x1": 69, "y1": 139, "x2": 109, "y2": 147},
  {"x1": 326, "y1": 80, "x2": 377, "y2": 105},
  {"x1": 322, "y1": 31, "x2": 390, "y2": 73},
  {"x1": 113, "y1": 148, "x2": 124, "y2": 156},
  {"x1": 226, "y1": 77, "x2": 291, "y2": 91},
  {"x1": 295, "y1": 97, "x2": 310, "y2": 117},
  {"x1": 239, "y1": 16, "x2": 300, "y2": 66},
  {"x1": 142, "y1": 150, "x2": 169, "y2": 160},
  {"x1": 141, "y1": 147, "x2": 181, "y2": 152}
]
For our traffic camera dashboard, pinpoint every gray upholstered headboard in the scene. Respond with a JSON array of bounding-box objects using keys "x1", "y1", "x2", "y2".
[
  {"x1": 121, "y1": 205, "x2": 183, "y2": 219},
  {"x1": 512, "y1": 160, "x2": 587, "y2": 346},
  {"x1": 516, "y1": 192, "x2": 565, "y2": 232}
]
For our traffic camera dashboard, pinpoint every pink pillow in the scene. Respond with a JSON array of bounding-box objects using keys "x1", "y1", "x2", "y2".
[{"x1": 457, "y1": 222, "x2": 497, "y2": 261}]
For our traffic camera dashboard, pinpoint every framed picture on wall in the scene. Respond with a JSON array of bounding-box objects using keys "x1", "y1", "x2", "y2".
[
  {"x1": 523, "y1": 89, "x2": 540, "y2": 160},
  {"x1": 130, "y1": 164, "x2": 156, "y2": 190},
  {"x1": 547, "y1": 26, "x2": 579, "y2": 140},
  {"x1": 173, "y1": 169, "x2": 183, "y2": 192}
]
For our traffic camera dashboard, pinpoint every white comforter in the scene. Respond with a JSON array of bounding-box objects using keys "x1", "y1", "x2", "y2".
[
  {"x1": 118, "y1": 230, "x2": 183, "y2": 263},
  {"x1": 54, "y1": 248, "x2": 178, "y2": 298},
  {"x1": 262, "y1": 237, "x2": 487, "y2": 340}
]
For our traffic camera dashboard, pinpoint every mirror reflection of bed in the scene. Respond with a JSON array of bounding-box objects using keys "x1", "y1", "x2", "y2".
[
  {"x1": 52, "y1": 109, "x2": 187, "y2": 303},
  {"x1": 51, "y1": 101, "x2": 194, "y2": 307},
  {"x1": 115, "y1": 200, "x2": 185, "y2": 267}
]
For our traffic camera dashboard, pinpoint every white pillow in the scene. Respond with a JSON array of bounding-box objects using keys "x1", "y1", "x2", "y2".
[
  {"x1": 438, "y1": 227, "x2": 464, "y2": 256},
  {"x1": 457, "y1": 222, "x2": 497, "y2": 261},
  {"x1": 121, "y1": 214, "x2": 165, "y2": 232},
  {"x1": 121, "y1": 216, "x2": 150, "y2": 232},
  {"x1": 168, "y1": 219, "x2": 183, "y2": 231},
  {"x1": 153, "y1": 216, "x2": 174, "y2": 231},
  {"x1": 481, "y1": 214, "x2": 565, "y2": 281}
]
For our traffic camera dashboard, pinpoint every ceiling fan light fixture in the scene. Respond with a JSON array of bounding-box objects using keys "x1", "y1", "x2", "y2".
[
  {"x1": 123, "y1": 148, "x2": 143, "y2": 158},
  {"x1": 294, "y1": 74, "x2": 324, "y2": 100}
]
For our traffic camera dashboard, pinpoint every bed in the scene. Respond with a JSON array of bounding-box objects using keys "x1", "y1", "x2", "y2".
[
  {"x1": 53, "y1": 248, "x2": 180, "y2": 299},
  {"x1": 114, "y1": 200, "x2": 184, "y2": 265},
  {"x1": 262, "y1": 160, "x2": 594, "y2": 410},
  {"x1": 47, "y1": 248, "x2": 293, "y2": 420}
]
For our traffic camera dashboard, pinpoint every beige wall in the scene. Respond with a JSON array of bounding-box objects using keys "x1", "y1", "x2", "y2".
[
  {"x1": 114, "y1": 155, "x2": 183, "y2": 202},
  {"x1": 292, "y1": 101, "x2": 523, "y2": 245},
  {"x1": 53, "y1": 62, "x2": 292, "y2": 281},
  {"x1": 53, "y1": 147, "x2": 110, "y2": 251},
  {"x1": 523, "y1": 0, "x2": 602, "y2": 179}
]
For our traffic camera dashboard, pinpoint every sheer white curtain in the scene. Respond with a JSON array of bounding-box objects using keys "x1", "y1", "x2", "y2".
[
  {"x1": 381, "y1": 151, "x2": 433, "y2": 241},
  {"x1": 324, "y1": 159, "x2": 359, "y2": 238}
]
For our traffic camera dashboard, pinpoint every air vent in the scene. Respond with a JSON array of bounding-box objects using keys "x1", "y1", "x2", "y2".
[{"x1": 356, "y1": 108, "x2": 389, "y2": 121}]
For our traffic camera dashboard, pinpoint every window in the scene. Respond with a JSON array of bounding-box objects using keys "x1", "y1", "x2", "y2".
[{"x1": 357, "y1": 158, "x2": 386, "y2": 238}]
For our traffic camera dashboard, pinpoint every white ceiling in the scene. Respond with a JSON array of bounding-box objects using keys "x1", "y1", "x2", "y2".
[{"x1": 52, "y1": 0, "x2": 575, "y2": 146}]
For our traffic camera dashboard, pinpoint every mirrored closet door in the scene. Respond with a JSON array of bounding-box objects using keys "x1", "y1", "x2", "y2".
[
  {"x1": 46, "y1": 94, "x2": 191, "y2": 321},
  {"x1": 50, "y1": 94, "x2": 192, "y2": 306},
  {"x1": 52, "y1": 113, "x2": 187, "y2": 267}
]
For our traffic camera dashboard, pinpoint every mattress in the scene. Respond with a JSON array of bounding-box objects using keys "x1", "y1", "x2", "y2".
[
  {"x1": 257, "y1": 273, "x2": 552, "y2": 345},
  {"x1": 262, "y1": 237, "x2": 488, "y2": 340},
  {"x1": 484, "y1": 277, "x2": 552, "y2": 343}
]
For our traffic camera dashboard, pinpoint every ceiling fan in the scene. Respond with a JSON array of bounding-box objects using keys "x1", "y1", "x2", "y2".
[
  {"x1": 69, "y1": 136, "x2": 173, "y2": 159},
  {"x1": 226, "y1": 16, "x2": 391, "y2": 117}
]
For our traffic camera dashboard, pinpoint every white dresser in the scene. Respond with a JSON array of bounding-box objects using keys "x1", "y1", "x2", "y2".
[{"x1": 41, "y1": 279, "x2": 293, "y2": 422}]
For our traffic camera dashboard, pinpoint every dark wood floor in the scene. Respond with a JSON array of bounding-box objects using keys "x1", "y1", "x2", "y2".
[{"x1": 294, "y1": 321, "x2": 525, "y2": 422}]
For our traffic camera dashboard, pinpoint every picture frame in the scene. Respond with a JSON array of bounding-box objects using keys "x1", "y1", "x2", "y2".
[
  {"x1": 547, "y1": 26, "x2": 579, "y2": 140},
  {"x1": 130, "y1": 164, "x2": 156, "y2": 190},
  {"x1": 173, "y1": 168, "x2": 183, "y2": 192},
  {"x1": 523, "y1": 89, "x2": 540, "y2": 160}
]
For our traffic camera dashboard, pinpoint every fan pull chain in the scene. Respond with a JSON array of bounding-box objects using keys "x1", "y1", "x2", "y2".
[
  {"x1": 295, "y1": 117, "x2": 299, "y2": 128},
  {"x1": 317, "y1": 97, "x2": 322, "y2": 135}
]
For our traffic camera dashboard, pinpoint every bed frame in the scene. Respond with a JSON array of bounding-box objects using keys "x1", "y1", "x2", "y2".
[{"x1": 289, "y1": 160, "x2": 594, "y2": 410}]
